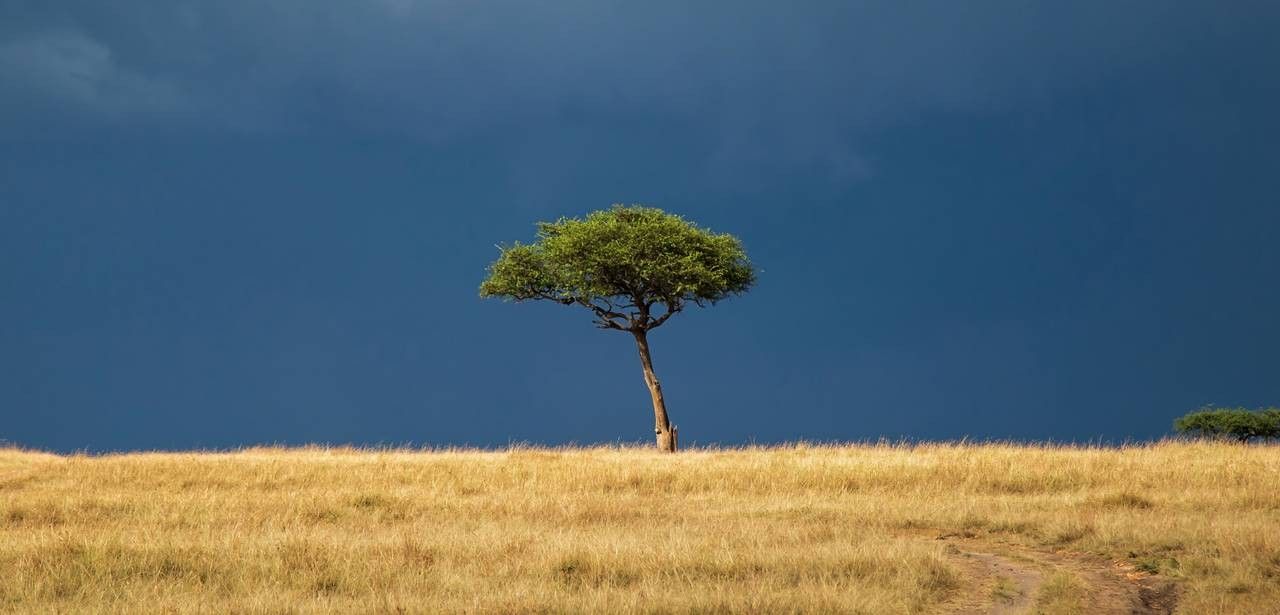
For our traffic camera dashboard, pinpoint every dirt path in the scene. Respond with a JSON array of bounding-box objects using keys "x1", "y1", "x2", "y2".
[{"x1": 932, "y1": 535, "x2": 1179, "y2": 614}]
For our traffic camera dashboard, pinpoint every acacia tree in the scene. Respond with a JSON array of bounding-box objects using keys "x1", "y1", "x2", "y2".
[
  {"x1": 480, "y1": 205, "x2": 755, "y2": 452},
  {"x1": 1174, "y1": 407, "x2": 1280, "y2": 442}
]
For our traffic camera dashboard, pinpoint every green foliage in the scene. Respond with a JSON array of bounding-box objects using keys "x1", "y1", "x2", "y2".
[
  {"x1": 1173, "y1": 407, "x2": 1280, "y2": 442},
  {"x1": 479, "y1": 205, "x2": 754, "y2": 331}
]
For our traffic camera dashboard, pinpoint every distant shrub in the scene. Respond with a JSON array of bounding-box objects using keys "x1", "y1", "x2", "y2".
[{"x1": 1173, "y1": 407, "x2": 1280, "y2": 442}]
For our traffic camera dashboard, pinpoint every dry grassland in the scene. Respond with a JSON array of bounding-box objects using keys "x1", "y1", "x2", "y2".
[{"x1": 1, "y1": 442, "x2": 1277, "y2": 613}]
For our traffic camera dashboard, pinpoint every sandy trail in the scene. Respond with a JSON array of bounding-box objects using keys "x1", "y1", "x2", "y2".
[{"x1": 933, "y1": 535, "x2": 1179, "y2": 614}]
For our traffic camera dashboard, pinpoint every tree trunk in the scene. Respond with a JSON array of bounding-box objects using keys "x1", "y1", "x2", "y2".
[{"x1": 632, "y1": 329, "x2": 677, "y2": 452}]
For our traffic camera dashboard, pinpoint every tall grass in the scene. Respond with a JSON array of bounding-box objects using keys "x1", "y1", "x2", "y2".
[{"x1": 1, "y1": 441, "x2": 1276, "y2": 613}]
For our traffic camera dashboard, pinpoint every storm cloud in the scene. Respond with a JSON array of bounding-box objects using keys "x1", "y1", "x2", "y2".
[
  {"x1": 5, "y1": 1, "x2": 1274, "y2": 178},
  {"x1": 3, "y1": 1, "x2": 1279, "y2": 451}
]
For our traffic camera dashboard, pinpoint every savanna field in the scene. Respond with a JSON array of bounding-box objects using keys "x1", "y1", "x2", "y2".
[{"x1": 2, "y1": 442, "x2": 1278, "y2": 614}]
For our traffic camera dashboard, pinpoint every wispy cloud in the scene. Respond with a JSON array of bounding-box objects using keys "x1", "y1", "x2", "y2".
[{"x1": 0, "y1": 30, "x2": 183, "y2": 116}]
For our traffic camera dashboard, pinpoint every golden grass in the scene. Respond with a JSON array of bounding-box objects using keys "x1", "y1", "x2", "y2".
[
  {"x1": 1034, "y1": 572, "x2": 1085, "y2": 614},
  {"x1": 1, "y1": 441, "x2": 1277, "y2": 613}
]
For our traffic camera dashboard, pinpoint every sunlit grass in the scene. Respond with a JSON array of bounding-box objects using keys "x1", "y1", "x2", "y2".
[
  {"x1": 1034, "y1": 571, "x2": 1085, "y2": 614},
  {"x1": 1, "y1": 441, "x2": 1276, "y2": 613}
]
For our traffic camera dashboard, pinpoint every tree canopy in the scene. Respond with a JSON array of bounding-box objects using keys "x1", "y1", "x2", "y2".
[
  {"x1": 1173, "y1": 407, "x2": 1280, "y2": 442},
  {"x1": 480, "y1": 205, "x2": 755, "y2": 332}
]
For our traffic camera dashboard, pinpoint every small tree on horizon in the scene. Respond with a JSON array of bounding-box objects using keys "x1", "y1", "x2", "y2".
[
  {"x1": 1173, "y1": 406, "x2": 1280, "y2": 443},
  {"x1": 479, "y1": 205, "x2": 755, "y2": 452}
]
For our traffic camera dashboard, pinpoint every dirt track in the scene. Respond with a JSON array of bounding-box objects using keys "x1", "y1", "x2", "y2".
[{"x1": 933, "y1": 535, "x2": 1180, "y2": 614}]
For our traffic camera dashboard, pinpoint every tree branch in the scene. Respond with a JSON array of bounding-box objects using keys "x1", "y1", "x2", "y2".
[
  {"x1": 644, "y1": 299, "x2": 683, "y2": 330},
  {"x1": 575, "y1": 298, "x2": 630, "y2": 330}
]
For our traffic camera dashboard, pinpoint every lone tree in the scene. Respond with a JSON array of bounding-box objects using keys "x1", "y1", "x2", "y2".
[
  {"x1": 480, "y1": 205, "x2": 755, "y2": 452},
  {"x1": 1173, "y1": 406, "x2": 1280, "y2": 443}
]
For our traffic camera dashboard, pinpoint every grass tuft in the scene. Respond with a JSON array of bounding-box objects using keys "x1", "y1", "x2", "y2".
[
  {"x1": 1035, "y1": 571, "x2": 1085, "y2": 614},
  {"x1": 1094, "y1": 492, "x2": 1155, "y2": 509}
]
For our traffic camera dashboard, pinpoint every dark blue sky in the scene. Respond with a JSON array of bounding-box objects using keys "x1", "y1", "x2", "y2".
[{"x1": 2, "y1": 2, "x2": 1278, "y2": 451}]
